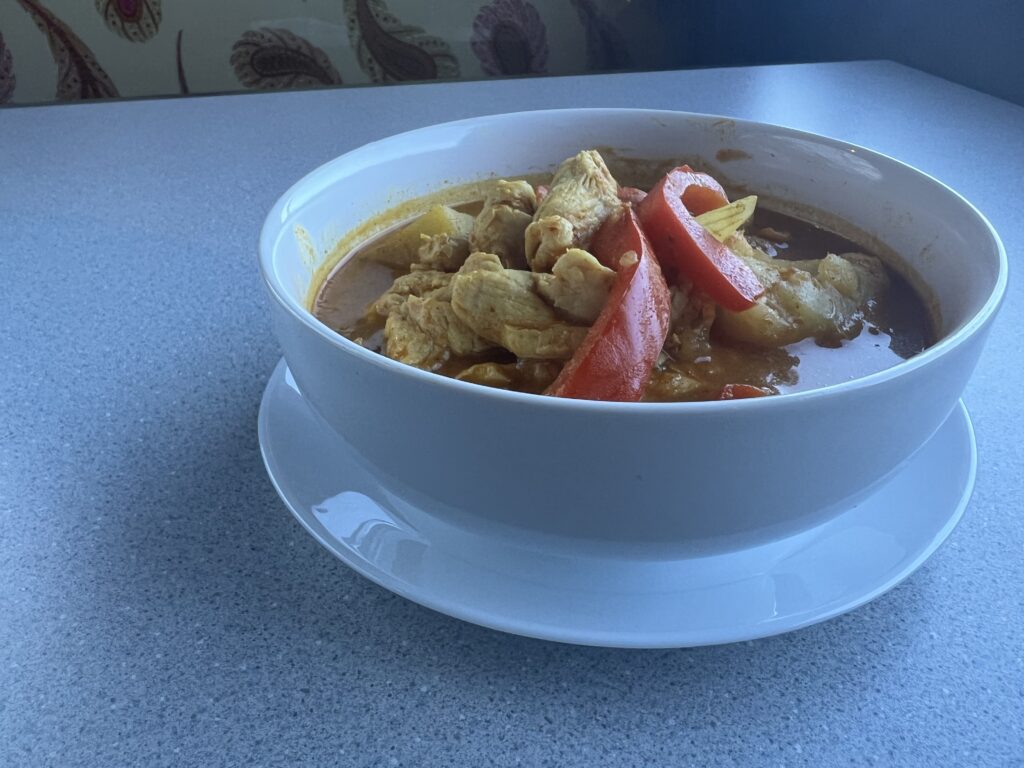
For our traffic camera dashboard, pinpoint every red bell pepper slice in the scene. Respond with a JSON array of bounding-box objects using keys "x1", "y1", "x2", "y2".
[
  {"x1": 547, "y1": 207, "x2": 671, "y2": 402},
  {"x1": 719, "y1": 383, "x2": 772, "y2": 400},
  {"x1": 636, "y1": 166, "x2": 763, "y2": 311}
]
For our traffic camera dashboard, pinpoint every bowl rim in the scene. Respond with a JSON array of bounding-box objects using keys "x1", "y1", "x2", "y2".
[{"x1": 258, "y1": 107, "x2": 1008, "y2": 414}]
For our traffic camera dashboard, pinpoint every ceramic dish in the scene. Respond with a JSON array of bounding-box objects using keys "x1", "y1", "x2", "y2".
[
  {"x1": 259, "y1": 109, "x2": 1005, "y2": 554},
  {"x1": 259, "y1": 360, "x2": 975, "y2": 647}
]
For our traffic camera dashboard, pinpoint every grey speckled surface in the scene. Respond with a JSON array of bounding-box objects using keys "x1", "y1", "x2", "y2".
[{"x1": 1, "y1": 62, "x2": 1022, "y2": 767}]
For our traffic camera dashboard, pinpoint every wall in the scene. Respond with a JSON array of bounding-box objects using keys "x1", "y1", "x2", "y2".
[
  {"x1": 2, "y1": 0, "x2": 1021, "y2": 107},
  {"x1": 646, "y1": 0, "x2": 1024, "y2": 105},
  {"x1": 0, "y1": 0, "x2": 634, "y2": 106}
]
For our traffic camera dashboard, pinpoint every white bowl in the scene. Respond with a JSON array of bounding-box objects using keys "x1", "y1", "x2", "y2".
[{"x1": 259, "y1": 109, "x2": 1006, "y2": 553}]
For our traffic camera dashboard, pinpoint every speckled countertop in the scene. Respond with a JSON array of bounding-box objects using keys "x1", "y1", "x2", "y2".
[{"x1": 2, "y1": 62, "x2": 1022, "y2": 767}]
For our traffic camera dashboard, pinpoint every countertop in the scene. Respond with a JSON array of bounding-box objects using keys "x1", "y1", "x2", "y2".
[{"x1": 2, "y1": 61, "x2": 1022, "y2": 767}]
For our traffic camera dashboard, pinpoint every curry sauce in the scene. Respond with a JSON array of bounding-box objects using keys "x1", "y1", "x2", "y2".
[{"x1": 312, "y1": 154, "x2": 933, "y2": 401}]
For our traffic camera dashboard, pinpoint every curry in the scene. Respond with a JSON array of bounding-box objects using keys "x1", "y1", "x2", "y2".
[{"x1": 312, "y1": 150, "x2": 932, "y2": 402}]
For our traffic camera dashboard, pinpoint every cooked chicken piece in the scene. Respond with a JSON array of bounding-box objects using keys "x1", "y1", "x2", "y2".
[
  {"x1": 715, "y1": 251, "x2": 889, "y2": 347},
  {"x1": 663, "y1": 280, "x2": 717, "y2": 363},
  {"x1": 384, "y1": 295, "x2": 491, "y2": 369},
  {"x1": 375, "y1": 269, "x2": 490, "y2": 368},
  {"x1": 417, "y1": 232, "x2": 472, "y2": 272},
  {"x1": 472, "y1": 208, "x2": 533, "y2": 269},
  {"x1": 373, "y1": 270, "x2": 453, "y2": 317},
  {"x1": 534, "y1": 248, "x2": 615, "y2": 324},
  {"x1": 525, "y1": 150, "x2": 620, "y2": 272},
  {"x1": 455, "y1": 359, "x2": 562, "y2": 392},
  {"x1": 524, "y1": 216, "x2": 574, "y2": 271},
  {"x1": 471, "y1": 180, "x2": 537, "y2": 269},
  {"x1": 450, "y1": 253, "x2": 588, "y2": 360},
  {"x1": 489, "y1": 179, "x2": 537, "y2": 213}
]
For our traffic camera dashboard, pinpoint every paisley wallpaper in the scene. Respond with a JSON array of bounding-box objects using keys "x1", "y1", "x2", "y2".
[{"x1": 0, "y1": 0, "x2": 635, "y2": 106}]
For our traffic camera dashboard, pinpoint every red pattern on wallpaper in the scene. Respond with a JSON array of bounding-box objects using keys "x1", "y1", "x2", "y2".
[
  {"x1": 95, "y1": 0, "x2": 162, "y2": 43},
  {"x1": 16, "y1": 0, "x2": 119, "y2": 100}
]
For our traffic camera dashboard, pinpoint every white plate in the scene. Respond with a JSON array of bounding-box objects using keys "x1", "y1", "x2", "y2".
[{"x1": 258, "y1": 359, "x2": 976, "y2": 648}]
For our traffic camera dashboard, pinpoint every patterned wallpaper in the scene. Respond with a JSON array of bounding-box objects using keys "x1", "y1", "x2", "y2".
[{"x1": 0, "y1": 0, "x2": 636, "y2": 106}]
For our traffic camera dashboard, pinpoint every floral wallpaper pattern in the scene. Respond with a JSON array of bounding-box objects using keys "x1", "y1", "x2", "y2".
[
  {"x1": 472, "y1": 0, "x2": 548, "y2": 76},
  {"x1": 96, "y1": 0, "x2": 161, "y2": 43},
  {"x1": 0, "y1": 31, "x2": 15, "y2": 103},
  {"x1": 16, "y1": 0, "x2": 119, "y2": 100},
  {"x1": 0, "y1": 0, "x2": 634, "y2": 106},
  {"x1": 344, "y1": 0, "x2": 460, "y2": 82},
  {"x1": 231, "y1": 28, "x2": 343, "y2": 90}
]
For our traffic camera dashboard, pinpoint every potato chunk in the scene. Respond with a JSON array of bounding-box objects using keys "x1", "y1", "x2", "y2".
[{"x1": 368, "y1": 205, "x2": 475, "y2": 269}]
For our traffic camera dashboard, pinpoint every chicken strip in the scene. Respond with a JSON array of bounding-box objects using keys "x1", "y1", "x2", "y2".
[
  {"x1": 384, "y1": 296, "x2": 491, "y2": 369},
  {"x1": 373, "y1": 270, "x2": 453, "y2": 317},
  {"x1": 376, "y1": 270, "x2": 491, "y2": 369},
  {"x1": 524, "y1": 150, "x2": 620, "y2": 272},
  {"x1": 470, "y1": 179, "x2": 536, "y2": 269},
  {"x1": 534, "y1": 248, "x2": 615, "y2": 324},
  {"x1": 450, "y1": 253, "x2": 588, "y2": 360}
]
